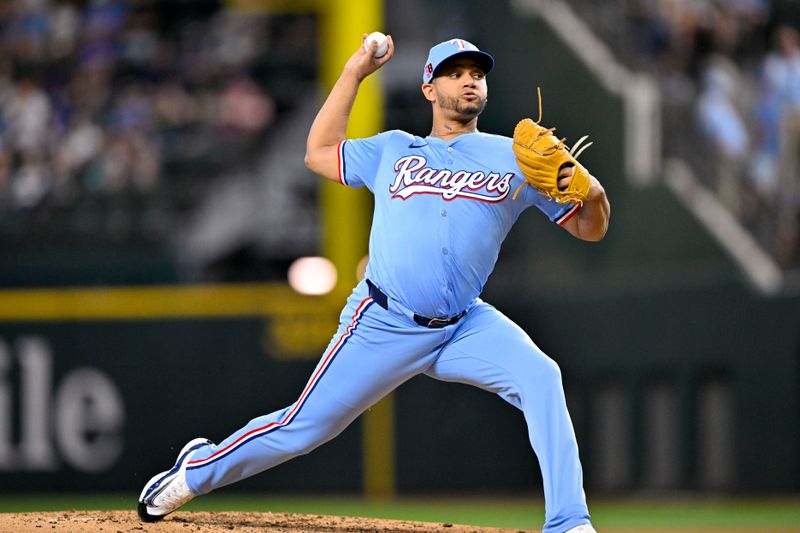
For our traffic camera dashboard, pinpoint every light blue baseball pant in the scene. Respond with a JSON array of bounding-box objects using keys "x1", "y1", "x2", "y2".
[{"x1": 184, "y1": 279, "x2": 590, "y2": 533}]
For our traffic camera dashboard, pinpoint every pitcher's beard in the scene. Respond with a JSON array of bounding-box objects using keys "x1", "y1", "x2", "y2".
[{"x1": 439, "y1": 94, "x2": 486, "y2": 117}]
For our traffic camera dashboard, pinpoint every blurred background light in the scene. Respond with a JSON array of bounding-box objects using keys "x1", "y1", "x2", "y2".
[{"x1": 288, "y1": 256, "x2": 337, "y2": 295}]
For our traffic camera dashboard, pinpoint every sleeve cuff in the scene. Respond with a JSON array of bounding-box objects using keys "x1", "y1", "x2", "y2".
[
  {"x1": 337, "y1": 140, "x2": 347, "y2": 186},
  {"x1": 556, "y1": 203, "x2": 581, "y2": 225}
]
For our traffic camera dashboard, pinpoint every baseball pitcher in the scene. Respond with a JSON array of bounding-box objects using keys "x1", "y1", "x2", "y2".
[{"x1": 138, "y1": 35, "x2": 610, "y2": 533}]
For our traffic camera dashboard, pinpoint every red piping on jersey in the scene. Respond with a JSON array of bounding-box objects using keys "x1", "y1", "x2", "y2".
[
  {"x1": 337, "y1": 140, "x2": 346, "y2": 186},
  {"x1": 557, "y1": 204, "x2": 581, "y2": 226}
]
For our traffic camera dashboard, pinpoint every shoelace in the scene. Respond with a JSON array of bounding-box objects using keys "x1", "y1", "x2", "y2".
[{"x1": 152, "y1": 473, "x2": 193, "y2": 509}]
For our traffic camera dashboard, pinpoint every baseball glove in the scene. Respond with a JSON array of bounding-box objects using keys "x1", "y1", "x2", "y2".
[{"x1": 511, "y1": 89, "x2": 593, "y2": 205}]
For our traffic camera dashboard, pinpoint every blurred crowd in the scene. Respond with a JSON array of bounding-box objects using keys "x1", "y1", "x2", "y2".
[
  {"x1": 568, "y1": 0, "x2": 800, "y2": 269},
  {"x1": 0, "y1": 0, "x2": 278, "y2": 241},
  {"x1": 2, "y1": 0, "x2": 797, "y2": 270},
  {"x1": 695, "y1": 24, "x2": 800, "y2": 270}
]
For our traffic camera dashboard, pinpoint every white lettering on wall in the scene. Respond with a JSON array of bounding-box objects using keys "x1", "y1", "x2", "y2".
[
  {"x1": 55, "y1": 368, "x2": 125, "y2": 472},
  {"x1": 19, "y1": 337, "x2": 57, "y2": 469},
  {"x1": 0, "y1": 336, "x2": 125, "y2": 473}
]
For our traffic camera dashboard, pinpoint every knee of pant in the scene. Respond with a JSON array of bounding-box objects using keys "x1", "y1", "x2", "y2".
[
  {"x1": 283, "y1": 420, "x2": 346, "y2": 457},
  {"x1": 522, "y1": 355, "x2": 563, "y2": 393},
  {"x1": 278, "y1": 430, "x2": 328, "y2": 457},
  {"x1": 542, "y1": 356, "x2": 563, "y2": 384},
  {"x1": 288, "y1": 439, "x2": 321, "y2": 457}
]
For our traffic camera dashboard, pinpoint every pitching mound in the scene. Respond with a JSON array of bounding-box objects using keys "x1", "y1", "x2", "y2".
[{"x1": 1, "y1": 510, "x2": 530, "y2": 532}]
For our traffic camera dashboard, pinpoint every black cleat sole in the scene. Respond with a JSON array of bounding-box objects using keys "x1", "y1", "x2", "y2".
[{"x1": 137, "y1": 502, "x2": 164, "y2": 522}]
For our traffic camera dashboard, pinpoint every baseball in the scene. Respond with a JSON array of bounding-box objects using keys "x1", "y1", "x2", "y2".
[{"x1": 364, "y1": 31, "x2": 388, "y2": 58}]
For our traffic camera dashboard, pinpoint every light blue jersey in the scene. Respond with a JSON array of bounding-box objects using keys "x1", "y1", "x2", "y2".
[
  {"x1": 339, "y1": 130, "x2": 579, "y2": 318},
  {"x1": 173, "y1": 36, "x2": 597, "y2": 533},
  {"x1": 184, "y1": 129, "x2": 591, "y2": 533}
]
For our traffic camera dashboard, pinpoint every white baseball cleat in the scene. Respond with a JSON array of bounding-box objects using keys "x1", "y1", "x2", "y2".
[
  {"x1": 565, "y1": 525, "x2": 597, "y2": 533},
  {"x1": 137, "y1": 437, "x2": 212, "y2": 522}
]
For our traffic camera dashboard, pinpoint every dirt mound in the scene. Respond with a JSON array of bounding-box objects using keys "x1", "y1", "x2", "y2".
[{"x1": 3, "y1": 510, "x2": 531, "y2": 532}]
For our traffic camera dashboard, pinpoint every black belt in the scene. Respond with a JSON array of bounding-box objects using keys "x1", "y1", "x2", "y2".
[{"x1": 366, "y1": 279, "x2": 466, "y2": 329}]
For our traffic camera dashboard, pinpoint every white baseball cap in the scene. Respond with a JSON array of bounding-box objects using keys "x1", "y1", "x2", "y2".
[{"x1": 422, "y1": 38, "x2": 494, "y2": 83}]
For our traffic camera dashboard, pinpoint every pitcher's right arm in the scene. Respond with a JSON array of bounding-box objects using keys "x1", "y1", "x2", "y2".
[{"x1": 304, "y1": 34, "x2": 394, "y2": 182}]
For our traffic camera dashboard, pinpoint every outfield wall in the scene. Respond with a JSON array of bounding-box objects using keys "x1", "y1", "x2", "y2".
[{"x1": 0, "y1": 279, "x2": 796, "y2": 494}]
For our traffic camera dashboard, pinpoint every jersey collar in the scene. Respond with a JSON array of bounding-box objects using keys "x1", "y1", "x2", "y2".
[
  {"x1": 408, "y1": 136, "x2": 428, "y2": 148},
  {"x1": 410, "y1": 132, "x2": 481, "y2": 148}
]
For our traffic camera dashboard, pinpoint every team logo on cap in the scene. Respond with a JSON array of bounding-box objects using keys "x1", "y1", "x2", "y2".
[{"x1": 425, "y1": 63, "x2": 433, "y2": 77}]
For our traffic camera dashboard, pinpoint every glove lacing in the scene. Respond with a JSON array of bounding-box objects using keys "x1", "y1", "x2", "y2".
[{"x1": 512, "y1": 88, "x2": 593, "y2": 201}]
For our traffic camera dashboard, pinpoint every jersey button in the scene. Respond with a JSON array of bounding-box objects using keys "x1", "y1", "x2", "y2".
[
  {"x1": 442, "y1": 247, "x2": 449, "y2": 255},
  {"x1": 447, "y1": 159, "x2": 453, "y2": 164},
  {"x1": 440, "y1": 209, "x2": 447, "y2": 217},
  {"x1": 447, "y1": 147, "x2": 454, "y2": 152}
]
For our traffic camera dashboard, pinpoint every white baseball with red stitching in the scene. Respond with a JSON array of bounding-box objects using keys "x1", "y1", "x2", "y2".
[{"x1": 364, "y1": 32, "x2": 388, "y2": 58}]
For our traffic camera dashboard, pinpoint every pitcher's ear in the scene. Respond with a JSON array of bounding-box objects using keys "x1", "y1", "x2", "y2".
[{"x1": 421, "y1": 83, "x2": 435, "y2": 102}]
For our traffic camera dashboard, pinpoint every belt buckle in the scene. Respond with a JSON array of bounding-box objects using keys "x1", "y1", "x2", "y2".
[{"x1": 427, "y1": 317, "x2": 450, "y2": 328}]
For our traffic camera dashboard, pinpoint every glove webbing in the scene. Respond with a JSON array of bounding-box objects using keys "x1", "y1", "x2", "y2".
[{"x1": 512, "y1": 88, "x2": 593, "y2": 203}]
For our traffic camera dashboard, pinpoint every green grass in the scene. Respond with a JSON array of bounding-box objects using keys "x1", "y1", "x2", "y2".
[
  {"x1": 0, "y1": 493, "x2": 799, "y2": 531},
  {"x1": 588, "y1": 498, "x2": 800, "y2": 530}
]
